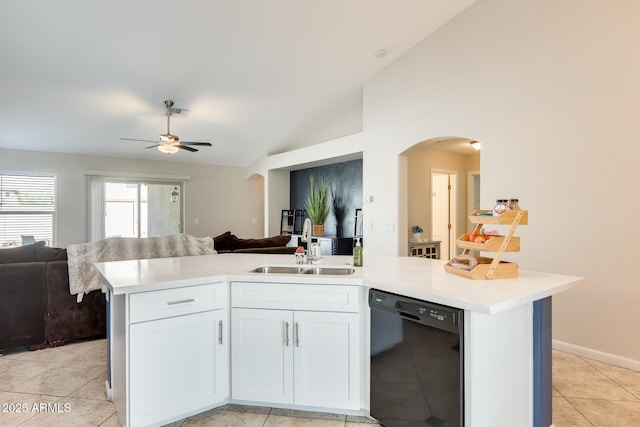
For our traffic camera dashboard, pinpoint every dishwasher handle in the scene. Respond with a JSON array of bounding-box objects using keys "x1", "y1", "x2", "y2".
[{"x1": 397, "y1": 311, "x2": 420, "y2": 322}]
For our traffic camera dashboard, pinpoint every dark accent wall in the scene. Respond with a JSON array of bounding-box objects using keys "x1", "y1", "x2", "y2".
[{"x1": 290, "y1": 159, "x2": 362, "y2": 238}]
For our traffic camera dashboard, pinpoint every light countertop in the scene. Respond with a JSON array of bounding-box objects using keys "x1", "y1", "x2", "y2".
[{"x1": 95, "y1": 253, "x2": 584, "y2": 314}]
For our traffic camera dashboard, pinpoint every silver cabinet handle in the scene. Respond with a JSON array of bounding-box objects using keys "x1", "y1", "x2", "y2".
[
  {"x1": 218, "y1": 320, "x2": 223, "y2": 345},
  {"x1": 167, "y1": 298, "x2": 195, "y2": 305},
  {"x1": 294, "y1": 322, "x2": 300, "y2": 347},
  {"x1": 284, "y1": 321, "x2": 290, "y2": 347}
]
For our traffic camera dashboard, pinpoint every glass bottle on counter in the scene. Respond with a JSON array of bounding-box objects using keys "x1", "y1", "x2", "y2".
[
  {"x1": 353, "y1": 238, "x2": 363, "y2": 267},
  {"x1": 508, "y1": 199, "x2": 521, "y2": 210}
]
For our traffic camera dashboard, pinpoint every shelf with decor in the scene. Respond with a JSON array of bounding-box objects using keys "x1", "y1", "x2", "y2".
[
  {"x1": 280, "y1": 210, "x2": 307, "y2": 235},
  {"x1": 444, "y1": 209, "x2": 528, "y2": 280}
]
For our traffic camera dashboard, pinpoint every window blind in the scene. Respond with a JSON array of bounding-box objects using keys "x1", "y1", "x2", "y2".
[{"x1": 0, "y1": 173, "x2": 55, "y2": 247}]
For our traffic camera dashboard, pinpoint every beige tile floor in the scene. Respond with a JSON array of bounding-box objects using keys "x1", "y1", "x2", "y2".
[{"x1": 0, "y1": 338, "x2": 639, "y2": 426}]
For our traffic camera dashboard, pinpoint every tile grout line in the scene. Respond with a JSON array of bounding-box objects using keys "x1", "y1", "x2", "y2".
[
  {"x1": 552, "y1": 360, "x2": 598, "y2": 427},
  {"x1": 63, "y1": 368, "x2": 108, "y2": 400},
  {"x1": 260, "y1": 407, "x2": 270, "y2": 427},
  {"x1": 579, "y1": 355, "x2": 640, "y2": 402}
]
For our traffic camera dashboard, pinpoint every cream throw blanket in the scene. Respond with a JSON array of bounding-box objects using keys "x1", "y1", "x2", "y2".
[{"x1": 67, "y1": 234, "x2": 215, "y2": 299}]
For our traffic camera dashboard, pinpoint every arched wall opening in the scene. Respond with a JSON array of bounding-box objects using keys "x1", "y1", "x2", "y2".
[{"x1": 399, "y1": 136, "x2": 480, "y2": 259}]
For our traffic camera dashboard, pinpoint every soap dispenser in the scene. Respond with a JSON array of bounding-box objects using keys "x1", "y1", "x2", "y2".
[{"x1": 353, "y1": 238, "x2": 363, "y2": 267}]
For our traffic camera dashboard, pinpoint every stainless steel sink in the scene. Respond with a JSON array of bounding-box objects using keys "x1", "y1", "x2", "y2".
[
  {"x1": 249, "y1": 266, "x2": 307, "y2": 274},
  {"x1": 303, "y1": 267, "x2": 356, "y2": 275},
  {"x1": 249, "y1": 266, "x2": 356, "y2": 275}
]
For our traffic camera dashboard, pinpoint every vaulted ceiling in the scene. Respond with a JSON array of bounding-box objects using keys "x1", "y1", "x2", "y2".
[{"x1": 0, "y1": 0, "x2": 476, "y2": 166}]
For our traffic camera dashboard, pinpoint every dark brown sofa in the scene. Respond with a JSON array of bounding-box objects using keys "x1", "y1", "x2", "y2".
[
  {"x1": 213, "y1": 232, "x2": 297, "y2": 254},
  {"x1": 0, "y1": 243, "x2": 106, "y2": 352}
]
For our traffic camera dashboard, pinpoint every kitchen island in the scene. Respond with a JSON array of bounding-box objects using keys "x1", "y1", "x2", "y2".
[{"x1": 95, "y1": 253, "x2": 584, "y2": 427}]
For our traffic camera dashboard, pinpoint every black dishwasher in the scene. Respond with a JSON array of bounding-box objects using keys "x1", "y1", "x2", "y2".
[{"x1": 369, "y1": 289, "x2": 464, "y2": 427}]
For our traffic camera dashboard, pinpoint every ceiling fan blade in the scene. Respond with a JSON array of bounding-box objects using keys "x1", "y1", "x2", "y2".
[
  {"x1": 180, "y1": 142, "x2": 212, "y2": 146},
  {"x1": 144, "y1": 144, "x2": 160, "y2": 149},
  {"x1": 177, "y1": 144, "x2": 198, "y2": 152},
  {"x1": 120, "y1": 137, "x2": 159, "y2": 143}
]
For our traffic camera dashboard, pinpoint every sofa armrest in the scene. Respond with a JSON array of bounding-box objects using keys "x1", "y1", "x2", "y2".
[
  {"x1": 0, "y1": 262, "x2": 47, "y2": 351},
  {"x1": 229, "y1": 234, "x2": 291, "y2": 251}
]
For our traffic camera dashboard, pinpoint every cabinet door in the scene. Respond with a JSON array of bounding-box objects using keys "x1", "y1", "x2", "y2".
[
  {"x1": 231, "y1": 308, "x2": 293, "y2": 404},
  {"x1": 293, "y1": 311, "x2": 360, "y2": 409},
  {"x1": 129, "y1": 309, "x2": 227, "y2": 427}
]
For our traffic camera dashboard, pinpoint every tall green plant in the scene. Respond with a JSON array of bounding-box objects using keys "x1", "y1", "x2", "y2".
[{"x1": 304, "y1": 175, "x2": 330, "y2": 225}]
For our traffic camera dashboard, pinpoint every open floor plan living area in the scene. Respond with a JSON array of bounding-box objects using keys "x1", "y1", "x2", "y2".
[{"x1": 2, "y1": 1, "x2": 640, "y2": 426}]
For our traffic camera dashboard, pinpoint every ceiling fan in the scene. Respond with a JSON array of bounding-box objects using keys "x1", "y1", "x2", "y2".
[{"x1": 120, "y1": 100, "x2": 212, "y2": 154}]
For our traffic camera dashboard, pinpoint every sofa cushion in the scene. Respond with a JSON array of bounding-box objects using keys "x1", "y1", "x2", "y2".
[
  {"x1": 213, "y1": 231, "x2": 232, "y2": 252},
  {"x1": 36, "y1": 246, "x2": 68, "y2": 262},
  {"x1": 229, "y1": 234, "x2": 291, "y2": 251},
  {"x1": 0, "y1": 243, "x2": 41, "y2": 264},
  {"x1": 233, "y1": 246, "x2": 297, "y2": 254}
]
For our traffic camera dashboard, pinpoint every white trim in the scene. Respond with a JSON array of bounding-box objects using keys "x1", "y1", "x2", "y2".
[
  {"x1": 467, "y1": 169, "x2": 480, "y2": 214},
  {"x1": 553, "y1": 340, "x2": 640, "y2": 372},
  {"x1": 430, "y1": 168, "x2": 457, "y2": 260},
  {"x1": 84, "y1": 169, "x2": 191, "y2": 181}
]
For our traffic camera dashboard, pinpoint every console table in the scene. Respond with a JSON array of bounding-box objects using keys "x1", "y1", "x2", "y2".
[{"x1": 408, "y1": 239, "x2": 440, "y2": 259}]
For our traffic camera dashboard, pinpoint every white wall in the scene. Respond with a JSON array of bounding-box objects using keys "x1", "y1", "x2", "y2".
[
  {"x1": 361, "y1": 0, "x2": 640, "y2": 363},
  {"x1": 0, "y1": 149, "x2": 264, "y2": 247}
]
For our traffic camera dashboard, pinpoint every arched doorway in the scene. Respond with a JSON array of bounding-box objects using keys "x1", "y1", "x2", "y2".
[{"x1": 400, "y1": 136, "x2": 480, "y2": 260}]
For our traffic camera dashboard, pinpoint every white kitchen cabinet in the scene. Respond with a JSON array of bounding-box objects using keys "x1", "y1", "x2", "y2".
[
  {"x1": 293, "y1": 310, "x2": 359, "y2": 408},
  {"x1": 231, "y1": 308, "x2": 293, "y2": 404},
  {"x1": 110, "y1": 282, "x2": 229, "y2": 427},
  {"x1": 230, "y1": 282, "x2": 361, "y2": 410}
]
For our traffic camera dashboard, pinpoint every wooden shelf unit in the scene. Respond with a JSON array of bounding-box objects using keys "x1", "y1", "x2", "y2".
[{"x1": 444, "y1": 209, "x2": 528, "y2": 280}]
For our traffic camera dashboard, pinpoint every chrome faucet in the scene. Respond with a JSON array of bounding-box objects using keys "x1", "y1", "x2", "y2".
[
  {"x1": 301, "y1": 218, "x2": 322, "y2": 263},
  {"x1": 308, "y1": 242, "x2": 322, "y2": 263},
  {"x1": 302, "y1": 218, "x2": 311, "y2": 243}
]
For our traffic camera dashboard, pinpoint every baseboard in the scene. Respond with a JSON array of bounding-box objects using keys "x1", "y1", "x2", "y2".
[{"x1": 553, "y1": 340, "x2": 640, "y2": 372}]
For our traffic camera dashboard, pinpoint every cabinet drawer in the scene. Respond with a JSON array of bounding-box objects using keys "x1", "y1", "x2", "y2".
[
  {"x1": 231, "y1": 282, "x2": 360, "y2": 313},
  {"x1": 130, "y1": 283, "x2": 227, "y2": 323}
]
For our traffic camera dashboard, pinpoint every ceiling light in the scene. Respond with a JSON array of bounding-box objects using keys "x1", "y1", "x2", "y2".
[
  {"x1": 469, "y1": 140, "x2": 481, "y2": 151},
  {"x1": 375, "y1": 49, "x2": 387, "y2": 58},
  {"x1": 158, "y1": 145, "x2": 179, "y2": 154}
]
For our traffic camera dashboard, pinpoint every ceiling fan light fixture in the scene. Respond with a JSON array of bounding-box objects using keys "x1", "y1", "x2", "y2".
[
  {"x1": 121, "y1": 101, "x2": 211, "y2": 155},
  {"x1": 157, "y1": 145, "x2": 179, "y2": 154},
  {"x1": 159, "y1": 134, "x2": 179, "y2": 143},
  {"x1": 469, "y1": 140, "x2": 481, "y2": 151}
]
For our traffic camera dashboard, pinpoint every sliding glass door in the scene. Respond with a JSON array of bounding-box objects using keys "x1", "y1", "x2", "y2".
[{"x1": 104, "y1": 181, "x2": 182, "y2": 239}]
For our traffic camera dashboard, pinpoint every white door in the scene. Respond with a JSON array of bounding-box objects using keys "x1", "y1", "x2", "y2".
[
  {"x1": 293, "y1": 311, "x2": 360, "y2": 409},
  {"x1": 432, "y1": 172, "x2": 457, "y2": 259},
  {"x1": 231, "y1": 308, "x2": 294, "y2": 404},
  {"x1": 129, "y1": 310, "x2": 222, "y2": 427}
]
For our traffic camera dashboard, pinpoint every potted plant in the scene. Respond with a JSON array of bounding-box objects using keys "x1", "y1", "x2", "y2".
[
  {"x1": 411, "y1": 225, "x2": 423, "y2": 240},
  {"x1": 305, "y1": 175, "x2": 330, "y2": 236}
]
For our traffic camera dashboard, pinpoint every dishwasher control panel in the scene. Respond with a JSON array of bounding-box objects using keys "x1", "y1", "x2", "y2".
[{"x1": 369, "y1": 289, "x2": 463, "y2": 334}]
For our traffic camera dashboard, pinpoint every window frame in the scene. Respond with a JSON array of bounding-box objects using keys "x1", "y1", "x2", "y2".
[
  {"x1": 0, "y1": 171, "x2": 57, "y2": 247},
  {"x1": 104, "y1": 179, "x2": 184, "y2": 239}
]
